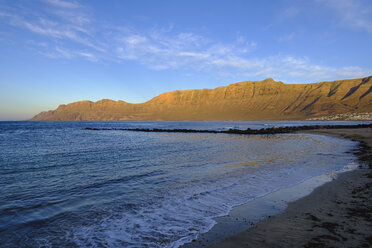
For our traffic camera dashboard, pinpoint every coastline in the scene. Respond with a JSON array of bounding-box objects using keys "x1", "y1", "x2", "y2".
[{"x1": 204, "y1": 128, "x2": 372, "y2": 248}]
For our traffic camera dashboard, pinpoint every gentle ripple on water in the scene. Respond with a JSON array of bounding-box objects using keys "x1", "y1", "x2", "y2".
[{"x1": 0, "y1": 121, "x2": 363, "y2": 247}]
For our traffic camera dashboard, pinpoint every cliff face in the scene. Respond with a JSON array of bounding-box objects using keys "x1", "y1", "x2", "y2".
[{"x1": 31, "y1": 76, "x2": 372, "y2": 121}]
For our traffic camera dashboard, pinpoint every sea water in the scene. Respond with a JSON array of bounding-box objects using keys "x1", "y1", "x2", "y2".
[{"x1": 0, "y1": 121, "x2": 364, "y2": 247}]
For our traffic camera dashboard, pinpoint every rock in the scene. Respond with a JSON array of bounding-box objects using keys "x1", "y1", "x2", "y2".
[{"x1": 31, "y1": 76, "x2": 372, "y2": 121}]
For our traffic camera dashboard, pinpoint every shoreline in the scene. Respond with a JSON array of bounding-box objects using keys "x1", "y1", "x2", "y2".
[
  {"x1": 203, "y1": 128, "x2": 372, "y2": 247},
  {"x1": 182, "y1": 168, "x2": 354, "y2": 248}
]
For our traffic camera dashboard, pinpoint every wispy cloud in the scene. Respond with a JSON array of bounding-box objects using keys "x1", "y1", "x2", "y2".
[
  {"x1": 43, "y1": 0, "x2": 81, "y2": 9},
  {"x1": 278, "y1": 32, "x2": 295, "y2": 42},
  {"x1": 1, "y1": 0, "x2": 101, "y2": 51},
  {"x1": 0, "y1": 0, "x2": 371, "y2": 83},
  {"x1": 239, "y1": 55, "x2": 371, "y2": 82},
  {"x1": 111, "y1": 29, "x2": 371, "y2": 81},
  {"x1": 113, "y1": 29, "x2": 256, "y2": 72},
  {"x1": 40, "y1": 46, "x2": 98, "y2": 61},
  {"x1": 317, "y1": 0, "x2": 372, "y2": 32},
  {"x1": 279, "y1": 6, "x2": 300, "y2": 20}
]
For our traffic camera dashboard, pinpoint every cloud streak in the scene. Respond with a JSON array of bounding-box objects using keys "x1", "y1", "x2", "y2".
[
  {"x1": 0, "y1": 0, "x2": 371, "y2": 83},
  {"x1": 317, "y1": 0, "x2": 372, "y2": 32},
  {"x1": 43, "y1": 0, "x2": 81, "y2": 9}
]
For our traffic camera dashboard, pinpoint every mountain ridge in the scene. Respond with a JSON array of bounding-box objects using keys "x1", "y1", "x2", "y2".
[{"x1": 31, "y1": 76, "x2": 372, "y2": 121}]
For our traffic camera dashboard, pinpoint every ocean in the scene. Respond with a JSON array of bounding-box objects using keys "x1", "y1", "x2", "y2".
[{"x1": 0, "y1": 121, "x2": 365, "y2": 247}]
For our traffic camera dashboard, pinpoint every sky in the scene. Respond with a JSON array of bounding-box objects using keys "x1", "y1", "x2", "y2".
[{"x1": 1, "y1": 0, "x2": 372, "y2": 120}]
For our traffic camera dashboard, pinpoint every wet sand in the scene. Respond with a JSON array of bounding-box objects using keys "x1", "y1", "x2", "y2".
[{"x1": 208, "y1": 128, "x2": 372, "y2": 248}]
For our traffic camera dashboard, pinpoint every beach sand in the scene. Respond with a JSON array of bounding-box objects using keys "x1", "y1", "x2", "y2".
[{"x1": 208, "y1": 128, "x2": 372, "y2": 248}]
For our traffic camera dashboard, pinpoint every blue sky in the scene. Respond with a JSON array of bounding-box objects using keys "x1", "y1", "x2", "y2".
[{"x1": 1, "y1": 0, "x2": 372, "y2": 120}]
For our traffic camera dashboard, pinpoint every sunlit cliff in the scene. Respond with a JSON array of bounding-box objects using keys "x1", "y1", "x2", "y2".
[{"x1": 31, "y1": 76, "x2": 372, "y2": 121}]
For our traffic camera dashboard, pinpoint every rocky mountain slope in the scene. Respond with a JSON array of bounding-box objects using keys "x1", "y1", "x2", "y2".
[{"x1": 31, "y1": 76, "x2": 372, "y2": 121}]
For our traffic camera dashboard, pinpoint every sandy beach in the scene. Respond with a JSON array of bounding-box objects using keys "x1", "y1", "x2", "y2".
[{"x1": 208, "y1": 128, "x2": 372, "y2": 248}]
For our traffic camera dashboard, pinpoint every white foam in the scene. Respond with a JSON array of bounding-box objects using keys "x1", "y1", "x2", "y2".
[{"x1": 67, "y1": 134, "x2": 358, "y2": 247}]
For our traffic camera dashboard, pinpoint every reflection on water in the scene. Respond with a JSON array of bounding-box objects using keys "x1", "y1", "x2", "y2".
[
  {"x1": 0, "y1": 121, "x2": 359, "y2": 248},
  {"x1": 224, "y1": 157, "x2": 280, "y2": 168}
]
